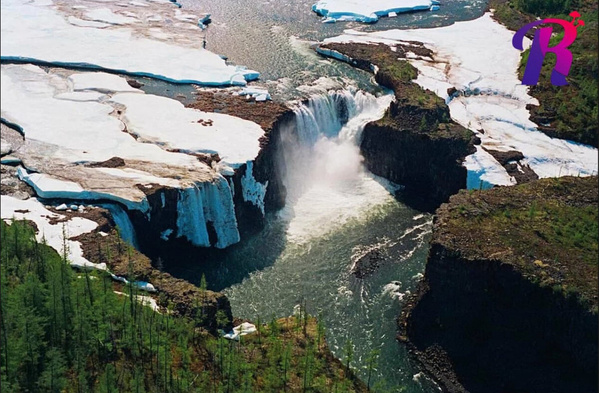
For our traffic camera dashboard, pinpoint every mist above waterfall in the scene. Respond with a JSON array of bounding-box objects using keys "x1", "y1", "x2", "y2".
[{"x1": 278, "y1": 89, "x2": 397, "y2": 242}]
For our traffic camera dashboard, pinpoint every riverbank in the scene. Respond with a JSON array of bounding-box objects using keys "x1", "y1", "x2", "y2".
[
  {"x1": 398, "y1": 176, "x2": 598, "y2": 392},
  {"x1": 0, "y1": 218, "x2": 369, "y2": 392}
]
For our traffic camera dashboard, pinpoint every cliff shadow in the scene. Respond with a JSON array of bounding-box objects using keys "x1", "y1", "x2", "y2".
[{"x1": 145, "y1": 211, "x2": 290, "y2": 292}]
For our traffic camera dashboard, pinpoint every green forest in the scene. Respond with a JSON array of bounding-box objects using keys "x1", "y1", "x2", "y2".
[{"x1": 0, "y1": 220, "x2": 372, "y2": 393}]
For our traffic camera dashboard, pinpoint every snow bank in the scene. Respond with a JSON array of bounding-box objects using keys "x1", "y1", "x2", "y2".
[
  {"x1": 312, "y1": 0, "x2": 437, "y2": 23},
  {"x1": 110, "y1": 92, "x2": 265, "y2": 167},
  {"x1": 1, "y1": 0, "x2": 258, "y2": 86},
  {"x1": 324, "y1": 13, "x2": 598, "y2": 186},
  {"x1": 235, "y1": 87, "x2": 272, "y2": 101},
  {"x1": 223, "y1": 322, "x2": 257, "y2": 341},
  {"x1": 1, "y1": 195, "x2": 103, "y2": 270},
  {"x1": 114, "y1": 291, "x2": 160, "y2": 311}
]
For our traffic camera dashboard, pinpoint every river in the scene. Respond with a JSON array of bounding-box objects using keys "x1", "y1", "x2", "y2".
[{"x1": 162, "y1": 1, "x2": 490, "y2": 391}]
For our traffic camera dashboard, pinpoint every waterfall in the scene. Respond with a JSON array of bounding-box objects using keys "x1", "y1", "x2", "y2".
[
  {"x1": 176, "y1": 177, "x2": 240, "y2": 249},
  {"x1": 102, "y1": 203, "x2": 139, "y2": 249},
  {"x1": 291, "y1": 89, "x2": 392, "y2": 145},
  {"x1": 172, "y1": 88, "x2": 394, "y2": 248},
  {"x1": 278, "y1": 89, "x2": 396, "y2": 242},
  {"x1": 282, "y1": 89, "x2": 394, "y2": 200}
]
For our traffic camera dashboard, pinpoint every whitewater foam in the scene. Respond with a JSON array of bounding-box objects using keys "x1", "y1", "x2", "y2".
[{"x1": 278, "y1": 89, "x2": 397, "y2": 242}]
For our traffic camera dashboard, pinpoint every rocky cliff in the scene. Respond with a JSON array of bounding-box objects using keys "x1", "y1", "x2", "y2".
[
  {"x1": 121, "y1": 93, "x2": 293, "y2": 257},
  {"x1": 317, "y1": 43, "x2": 476, "y2": 209},
  {"x1": 398, "y1": 176, "x2": 598, "y2": 392},
  {"x1": 72, "y1": 205, "x2": 234, "y2": 332},
  {"x1": 189, "y1": 92, "x2": 293, "y2": 236}
]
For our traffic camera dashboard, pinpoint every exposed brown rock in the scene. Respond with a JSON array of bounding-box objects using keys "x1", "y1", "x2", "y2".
[
  {"x1": 126, "y1": 79, "x2": 143, "y2": 89},
  {"x1": 86, "y1": 156, "x2": 126, "y2": 168},
  {"x1": 188, "y1": 90, "x2": 290, "y2": 134},
  {"x1": 483, "y1": 148, "x2": 539, "y2": 184},
  {"x1": 398, "y1": 177, "x2": 598, "y2": 393}
]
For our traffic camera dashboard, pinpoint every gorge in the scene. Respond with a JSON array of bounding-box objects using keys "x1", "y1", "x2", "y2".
[{"x1": 1, "y1": 0, "x2": 597, "y2": 391}]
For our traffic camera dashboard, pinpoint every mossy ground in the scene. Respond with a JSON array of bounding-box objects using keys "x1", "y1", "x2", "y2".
[
  {"x1": 319, "y1": 42, "x2": 469, "y2": 143},
  {"x1": 436, "y1": 176, "x2": 598, "y2": 311}
]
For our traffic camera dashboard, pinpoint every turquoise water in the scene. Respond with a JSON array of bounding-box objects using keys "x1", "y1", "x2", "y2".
[
  {"x1": 163, "y1": 1, "x2": 489, "y2": 390},
  {"x1": 166, "y1": 191, "x2": 436, "y2": 391}
]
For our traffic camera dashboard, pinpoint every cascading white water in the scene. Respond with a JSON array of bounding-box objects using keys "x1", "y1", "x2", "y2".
[{"x1": 279, "y1": 89, "x2": 396, "y2": 242}]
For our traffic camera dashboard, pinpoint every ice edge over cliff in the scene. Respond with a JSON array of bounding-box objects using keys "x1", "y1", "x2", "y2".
[
  {"x1": 312, "y1": 0, "x2": 439, "y2": 23},
  {"x1": 2, "y1": 64, "x2": 265, "y2": 250},
  {"x1": 176, "y1": 178, "x2": 240, "y2": 249},
  {"x1": 242, "y1": 161, "x2": 269, "y2": 216}
]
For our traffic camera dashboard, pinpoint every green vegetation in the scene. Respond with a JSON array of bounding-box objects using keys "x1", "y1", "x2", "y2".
[
  {"x1": 491, "y1": 0, "x2": 598, "y2": 146},
  {"x1": 320, "y1": 42, "x2": 445, "y2": 110},
  {"x1": 0, "y1": 220, "x2": 369, "y2": 392},
  {"x1": 378, "y1": 60, "x2": 417, "y2": 85},
  {"x1": 514, "y1": 0, "x2": 590, "y2": 16},
  {"x1": 442, "y1": 176, "x2": 598, "y2": 310}
]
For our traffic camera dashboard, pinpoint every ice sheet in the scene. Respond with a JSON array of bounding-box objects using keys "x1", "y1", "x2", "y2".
[
  {"x1": 312, "y1": 0, "x2": 435, "y2": 23},
  {"x1": 110, "y1": 92, "x2": 265, "y2": 167},
  {"x1": 1, "y1": 0, "x2": 258, "y2": 86}
]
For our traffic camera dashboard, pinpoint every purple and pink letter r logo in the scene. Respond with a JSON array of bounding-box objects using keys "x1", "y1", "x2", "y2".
[{"x1": 512, "y1": 11, "x2": 584, "y2": 86}]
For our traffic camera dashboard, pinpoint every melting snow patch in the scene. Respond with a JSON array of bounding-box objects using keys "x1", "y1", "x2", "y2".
[
  {"x1": 2, "y1": 196, "x2": 160, "y2": 291},
  {"x1": 1, "y1": 195, "x2": 102, "y2": 270},
  {"x1": 312, "y1": 0, "x2": 436, "y2": 23},
  {"x1": 114, "y1": 291, "x2": 160, "y2": 312},
  {"x1": 324, "y1": 13, "x2": 598, "y2": 185},
  {"x1": 1, "y1": 0, "x2": 259, "y2": 86},
  {"x1": 235, "y1": 87, "x2": 272, "y2": 101},
  {"x1": 223, "y1": 322, "x2": 257, "y2": 341}
]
